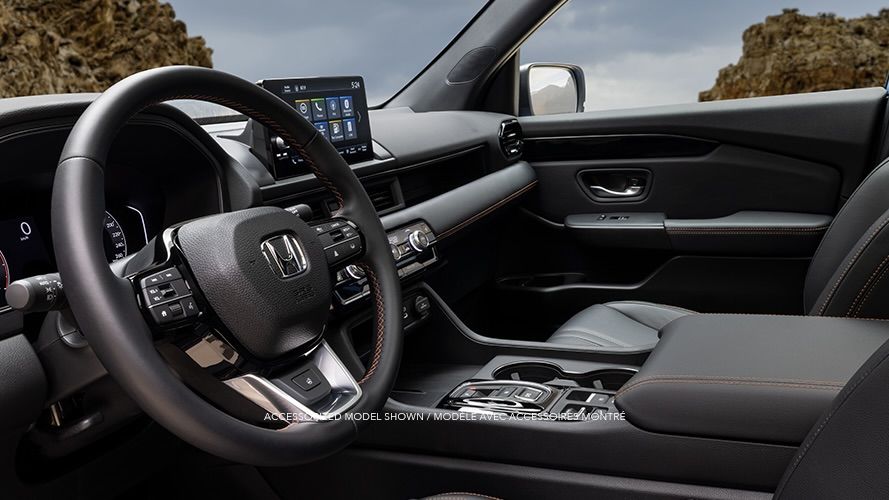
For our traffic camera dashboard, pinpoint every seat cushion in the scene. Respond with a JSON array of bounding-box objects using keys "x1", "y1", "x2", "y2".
[{"x1": 546, "y1": 301, "x2": 693, "y2": 348}]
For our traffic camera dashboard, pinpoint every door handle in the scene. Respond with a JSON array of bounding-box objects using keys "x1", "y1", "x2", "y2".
[{"x1": 588, "y1": 185, "x2": 643, "y2": 198}]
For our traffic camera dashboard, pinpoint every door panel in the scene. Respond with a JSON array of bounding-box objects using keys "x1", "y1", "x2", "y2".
[
  {"x1": 529, "y1": 143, "x2": 840, "y2": 221},
  {"x1": 477, "y1": 89, "x2": 887, "y2": 339}
]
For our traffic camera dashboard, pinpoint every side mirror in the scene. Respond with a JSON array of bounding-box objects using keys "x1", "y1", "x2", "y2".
[{"x1": 519, "y1": 63, "x2": 586, "y2": 116}]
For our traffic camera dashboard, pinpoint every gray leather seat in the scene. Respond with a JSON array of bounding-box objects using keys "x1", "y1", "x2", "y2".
[
  {"x1": 548, "y1": 155, "x2": 889, "y2": 349},
  {"x1": 547, "y1": 301, "x2": 692, "y2": 348}
]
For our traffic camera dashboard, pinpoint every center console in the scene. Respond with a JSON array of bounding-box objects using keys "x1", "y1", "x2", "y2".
[
  {"x1": 439, "y1": 357, "x2": 635, "y2": 420},
  {"x1": 614, "y1": 313, "x2": 889, "y2": 443}
]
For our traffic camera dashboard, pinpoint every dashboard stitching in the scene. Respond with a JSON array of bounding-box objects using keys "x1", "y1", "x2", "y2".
[{"x1": 438, "y1": 180, "x2": 537, "y2": 240}]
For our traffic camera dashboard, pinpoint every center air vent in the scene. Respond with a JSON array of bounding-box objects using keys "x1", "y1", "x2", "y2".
[
  {"x1": 499, "y1": 119, "x2": 523, "y2": 160},
  {"x1": 365, "y1": 181, "x2": 402, "y2": 213}
]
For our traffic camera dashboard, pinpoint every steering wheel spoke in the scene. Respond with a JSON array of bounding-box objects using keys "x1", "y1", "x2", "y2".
[{"x1": 224, "y1": 340, "x2": 362, "y2": 424}]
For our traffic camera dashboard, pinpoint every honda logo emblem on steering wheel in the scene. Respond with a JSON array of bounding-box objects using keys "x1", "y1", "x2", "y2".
[{"x1": 261, "y1": 234, "x2": 308, "y2": 279}]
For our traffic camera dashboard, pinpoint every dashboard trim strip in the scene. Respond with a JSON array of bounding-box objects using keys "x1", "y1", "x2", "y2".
[{"x1": 438, "y1": 180, "x2": 538, "y2": 240}]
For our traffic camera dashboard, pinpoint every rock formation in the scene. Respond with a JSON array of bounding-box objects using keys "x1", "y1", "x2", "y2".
[
  {"x1": 0, "y1": 0, "x2": 212, "y2": 98},
  {"x1": 700, "y1": 8, "x2": 889, "y2": 101}
]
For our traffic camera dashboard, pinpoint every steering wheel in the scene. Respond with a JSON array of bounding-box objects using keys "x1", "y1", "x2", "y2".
[{"x1": 50, "y1": 66, "x2": 402, "y2": 466}]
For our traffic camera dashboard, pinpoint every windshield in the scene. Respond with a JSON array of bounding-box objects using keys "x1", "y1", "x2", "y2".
[{"x1": 2, "y1": 0, "x2": 484, "y2": 119}]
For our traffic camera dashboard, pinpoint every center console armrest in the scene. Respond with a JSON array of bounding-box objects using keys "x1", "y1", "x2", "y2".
[{"x1": 614, "y1": 314, "x2": 889, "y2": 443}]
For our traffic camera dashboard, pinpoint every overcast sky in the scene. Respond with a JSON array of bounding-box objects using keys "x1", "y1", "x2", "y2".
[{"x1": 168, "y1": 0, "x2": 889, "y2": 110}]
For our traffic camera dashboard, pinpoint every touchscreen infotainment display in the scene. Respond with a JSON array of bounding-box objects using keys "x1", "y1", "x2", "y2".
[{"x1": 261, "y1": 76, "x2": 373, "y2": 179}]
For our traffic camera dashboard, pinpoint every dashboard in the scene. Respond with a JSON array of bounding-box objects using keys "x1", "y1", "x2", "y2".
[{"x1": 0, "y1": 78, "x2": 525, "y2": 322}]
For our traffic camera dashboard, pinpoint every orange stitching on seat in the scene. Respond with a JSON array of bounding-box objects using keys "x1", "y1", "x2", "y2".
[
  {"x1": 845, "y1": 253, "x2": 889, "y2": 317},
  {"x1": 816, "y1": 214, "x2": 889, "y2": 315},
  {"x1": 852, "y1": 262, "x2": 889, "y2": 318}
]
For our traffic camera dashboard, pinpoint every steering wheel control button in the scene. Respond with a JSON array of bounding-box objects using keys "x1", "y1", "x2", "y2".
[
  {"x1": 180, "y1": 297, "x2": 199, "y2": 317},
  {"x1": 293, "y1": 367, "x2": 324, "y2": 392},
  {"x1": 282, "y1": 364, "x2": 333, "y2": 405},
  {"x1": 150, "y1": 304, "x2": 176, "y2": 324},
  {"x1": 137, "y1": 267, "x2": 197, "y2": 327},
  {"x1": 325, "y1": 237, "x2": 362, "y2": 264},
  {"x1": 141, "y1": 279, "x2": 190, "y2": 306},
  {"x1": 139, "y1": 268, "x2": 182, "y2": 288}
]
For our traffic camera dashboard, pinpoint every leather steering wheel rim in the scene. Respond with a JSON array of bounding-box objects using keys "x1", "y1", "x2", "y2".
[{"x1": 50, "y1": 66, "x2": 402, "y2": 466}]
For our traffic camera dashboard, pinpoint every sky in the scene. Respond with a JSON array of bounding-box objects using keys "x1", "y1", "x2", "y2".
[{"x1": 167, "y1": 0, "x2": 889, "y2": 110}]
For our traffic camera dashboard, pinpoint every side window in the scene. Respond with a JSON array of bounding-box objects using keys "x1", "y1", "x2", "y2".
[{"x1": 520, "y1": 3, "x2": 888, "y2": 114}]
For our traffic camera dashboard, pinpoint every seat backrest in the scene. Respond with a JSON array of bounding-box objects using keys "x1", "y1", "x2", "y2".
[
  {"x1": 774, "y1": 334, "x2": 889, "y2": 498},
  {"x1": 805, "y1": 158, "x2": 889, "y2": 318}
]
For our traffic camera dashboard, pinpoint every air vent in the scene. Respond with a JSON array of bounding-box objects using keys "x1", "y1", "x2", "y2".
[
  {"x1": 499, "y1": 119, "x2": 523, "y2": 160},
  {"x1": 366, "y1": 182, "x2": 398, "y2": 213}
]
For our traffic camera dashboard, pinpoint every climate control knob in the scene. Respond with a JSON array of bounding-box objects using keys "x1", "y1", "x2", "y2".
[
  {"x1": 408, "y1": 230, "x2": 430, "y2": 252},
  {"x1": 345, "y1": 264, "x2": 365, "y2": 280}
]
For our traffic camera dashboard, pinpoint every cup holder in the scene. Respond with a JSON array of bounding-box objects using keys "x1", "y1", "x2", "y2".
[{"x1": 492, "y1": 362, "x2": 636, "y2": 391}]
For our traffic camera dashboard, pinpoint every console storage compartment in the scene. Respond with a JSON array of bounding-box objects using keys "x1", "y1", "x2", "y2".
[{"x1": 615, "y1": 314, "x2": 889, "y2": 443}]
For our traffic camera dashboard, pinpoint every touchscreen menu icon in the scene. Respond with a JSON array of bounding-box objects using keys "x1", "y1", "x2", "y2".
[
  {"x1": 340, "y1": 96, "x2": 354, "y2": 118},
  {"x1": 329, "y1": 120, "x2": 344, "y2": 142},
  {"x1": 343, "y1": 118, "x2": 357, "y2": 140},
  {"x1": 294, "y1": 100, "x2": 311, "y2": 121},
  {"x1": 326, "y1": 97, "x2": 341, "y2": 119},
  {"x1": 311, "y1": 98, "x2": 327, "y2": 120}
]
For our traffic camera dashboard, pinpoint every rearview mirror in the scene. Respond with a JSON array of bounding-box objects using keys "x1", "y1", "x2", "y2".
[{"x1": 519, "y1": 63, "x2": 586, "y2": 116}]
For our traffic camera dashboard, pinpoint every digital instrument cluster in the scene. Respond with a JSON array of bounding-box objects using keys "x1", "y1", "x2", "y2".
[{"x1": 0, "y1": 207, "x2": 149, "y2": 309}]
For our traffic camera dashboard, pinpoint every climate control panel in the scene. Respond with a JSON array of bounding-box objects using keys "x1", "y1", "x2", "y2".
[{"x1": 334, "y1": 220, "x2": 437, "y2": 305}]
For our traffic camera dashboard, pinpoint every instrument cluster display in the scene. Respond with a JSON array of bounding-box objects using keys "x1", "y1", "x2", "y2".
[
  {"x1": 0, "y1": 217, "x2": 51, "y2": 308},
  {"x1": 0, "y1": 207, "x2": 149, "y2": 310}
]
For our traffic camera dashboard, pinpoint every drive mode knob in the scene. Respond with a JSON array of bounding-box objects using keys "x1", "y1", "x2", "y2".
[{"x1": 408, "y1": 230, "x2": 429, "y2": 252}]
